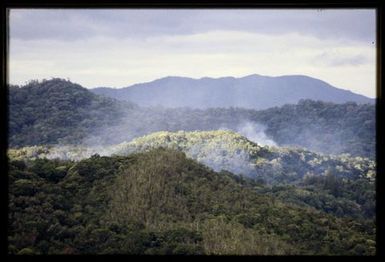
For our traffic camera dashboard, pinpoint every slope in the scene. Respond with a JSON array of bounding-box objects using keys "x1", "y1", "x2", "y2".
[
  {"x1": 8, "y1": 148, "x2": 375, "y2": 255},
  {"x1": 8, "y1": 78, "x2": 134, "y2": 147}
]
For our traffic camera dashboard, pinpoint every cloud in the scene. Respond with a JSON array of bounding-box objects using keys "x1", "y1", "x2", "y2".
[
  {"x1": 329, "y1": 56, "x2": 368, "y2": 67},
  {"x1": 8, "y1": 9, "x2": 377, "y2": 98},
  {"x1": 313, "y1": 51, "x2": 369, "y2": 67},
  {"x1": 9, "y1": 9, "x2": 376, "y2": 43}
]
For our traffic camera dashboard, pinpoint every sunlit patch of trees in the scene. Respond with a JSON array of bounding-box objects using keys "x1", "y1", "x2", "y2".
[{"x1": 8, "y1": 130, "x2": 375, "y2": 186}]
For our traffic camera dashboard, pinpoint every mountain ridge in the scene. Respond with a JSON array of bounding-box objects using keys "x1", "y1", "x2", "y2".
[{"x1": 91, "y1": 74, "x2": 373, "y2": 109}]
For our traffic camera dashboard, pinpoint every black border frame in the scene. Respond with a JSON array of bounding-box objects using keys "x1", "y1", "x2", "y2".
[{"x1": 1, "y1": 0, "x2": 383, "y2": 259}]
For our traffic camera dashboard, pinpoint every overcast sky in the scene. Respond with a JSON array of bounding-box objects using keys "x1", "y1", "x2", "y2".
[{"x1": 8, "y1": 9, "x2": 376, "y2": 98}]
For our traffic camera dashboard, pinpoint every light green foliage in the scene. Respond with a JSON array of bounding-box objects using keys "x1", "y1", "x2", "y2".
[
  {"x1": 115, "y1": 130, "x2": 262, "y2": 175},
  {"x1": 8, "y1": 129, "x2": 375, "y2": 185},
  {"x1": 201, "y1": 216, "x2": 293, "y2": 255},
  {"x1": 114, "y1": 130, "x2": 375, "y2": 184}
]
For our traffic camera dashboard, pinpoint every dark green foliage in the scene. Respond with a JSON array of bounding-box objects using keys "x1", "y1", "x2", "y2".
[
  {"x1": 302, "y1": 174, "x2": 375, "y2": 219},
  {"x1": 8, "y1": 149, "x2": 375, "y2": 255},
  {"x1": 258, "y1": 179, "x2": 375, "y2": 221},
  {"x1": 8, "y1": 78, "x2": 134, "y2": 147},
  {"x1": 255, "y1": 100, "x2": 376, "y2": 159}
]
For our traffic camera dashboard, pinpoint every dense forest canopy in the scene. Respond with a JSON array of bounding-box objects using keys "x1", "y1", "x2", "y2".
[
  {"x1": 8, "y1": 78, "x2": 135, "y2": 146},
  {"x1": 8, "y1": 148, "x2": 375, "y2": 255}
]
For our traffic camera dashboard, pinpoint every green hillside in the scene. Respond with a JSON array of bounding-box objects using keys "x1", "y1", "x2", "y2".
[
  {"x1": 115, "y1": 130, "x2": 375, "y2": 183},
  {"x1": 8, "y1": 148, "x2": 375, "y2": 255},
  {"x1": 8, "y1": 78, "x2": 134, "y2": 147}
]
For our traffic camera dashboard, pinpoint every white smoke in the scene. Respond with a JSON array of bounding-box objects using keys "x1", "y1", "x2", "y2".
[
  {"x1": 184, "y1": 142, "x2": 255, "y2": 176},
  {"x1": 236, "y1": 122, "x2": 277, "y2": 147}
]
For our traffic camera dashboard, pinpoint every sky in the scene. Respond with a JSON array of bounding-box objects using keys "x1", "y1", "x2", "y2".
[{"x1": 8, "y1": 9, "x2": 376, "y2": 98}]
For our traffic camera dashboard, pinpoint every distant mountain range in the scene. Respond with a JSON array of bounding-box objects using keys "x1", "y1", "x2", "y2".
[{"x1": 91, "y1": 74, "x2": 374, "y2": 109}]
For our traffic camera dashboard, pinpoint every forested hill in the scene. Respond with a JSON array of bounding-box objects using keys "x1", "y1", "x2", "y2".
[
  {"x1": 8, "y1": 79, "x2": 375, "y2": 159},
  {"x1": 91, "y1": 74, "x2": 374, "y2": 109},
  {"x1": 251, "y1": 100, "x2": 376, "y2": 159},
  {"x1": 9, "y1": 130, "x2": 375, "y2": 185},
  {"x1": 8, "y1": 148, "x2": 375, "y2": 255},
  {"x1": 8, "y1": 78, "x2": 135, "y2": 147}
]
